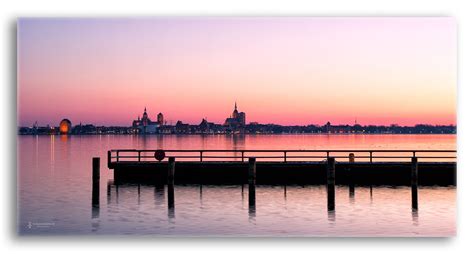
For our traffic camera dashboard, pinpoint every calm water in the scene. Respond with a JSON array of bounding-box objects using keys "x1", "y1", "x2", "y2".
[{"x1": 18, "y1": 134, "x2": 456, "y2": 236}]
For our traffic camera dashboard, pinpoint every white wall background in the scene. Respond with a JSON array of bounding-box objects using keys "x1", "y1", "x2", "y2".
[{"x1": 1, "y1": 0, "x2": 473, "y2": 253}]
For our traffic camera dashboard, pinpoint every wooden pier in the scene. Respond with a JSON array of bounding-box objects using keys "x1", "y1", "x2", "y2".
[
  {"x1": 106, "y1": 149, "x2": 456, "y2": 186},
  {"x1": 94, "y1": 149, "x2": 456, "y2": 212}
]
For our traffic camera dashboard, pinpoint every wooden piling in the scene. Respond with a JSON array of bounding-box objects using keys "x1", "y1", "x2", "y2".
[
  {"x1": 168, "y1": 157, "x2": 175, "y2": 184},
  {"x1": 248, "y1": 157, "x2": 256, "y2": 184},
  {"x1": 93, "y1": 157, "x2": 100, "y2": 181},
  {"x1": 92, "y1": 157, "x2": 100, "y2": 206},
  {"x1": 348, "y1": 152, "x2": 355, "y2": 196},
  {"x1": 248, "y1": 182, "x2": 256, "y2": 216},
  {"x1": 411, "y1": 157, "x2": 418, "y2": 210},
  {"x1": 248, "y1": 157, "x2": 256, "y2": 216},
  {"x1": 248, "y1": 185, "x2": 256, "y2": 217},
  {"x1": 167, "y1": 184, "x2": 175, "y2": 208},
  {"x1": 166, "y1": 156, "x2": 176, "y2": 218},
  {"x1": 327, "y1": 157, "x2": 336, "y2": 211},
  {"x1": 349, "y1": 184, "x2": 355, "y2": 198}
]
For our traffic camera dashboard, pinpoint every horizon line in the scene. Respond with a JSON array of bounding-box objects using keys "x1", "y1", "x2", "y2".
[{"x1": 17, "y1": 121, "x2": 457, "y2": 128}]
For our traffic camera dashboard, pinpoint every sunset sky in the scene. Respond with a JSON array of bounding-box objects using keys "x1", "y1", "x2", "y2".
[{"x1": 17, "y1": 17, "x2": 456, "y2": 127}]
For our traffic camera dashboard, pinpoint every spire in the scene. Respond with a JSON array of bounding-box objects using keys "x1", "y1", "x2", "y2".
[
  {"x1": 144, "y1": 107, "x2": 147, "y2": 113},
  {"x1": 234, "y1": 101, "x2": 237, "y2": 111}
]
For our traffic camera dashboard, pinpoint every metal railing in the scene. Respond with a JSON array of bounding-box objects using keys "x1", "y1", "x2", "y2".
[{"x1": 107, "y1": 149, "x2": 456, "y2": 164}]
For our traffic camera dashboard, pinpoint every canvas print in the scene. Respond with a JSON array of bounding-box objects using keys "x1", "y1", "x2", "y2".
[{"x1": 17, "y1": 17, "x2": 456, "y2": 236}]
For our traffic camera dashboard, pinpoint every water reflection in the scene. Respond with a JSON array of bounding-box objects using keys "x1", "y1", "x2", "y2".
[
  {"x1": 412, "y1": 186, "x2": 419, "y2": 210},
  {"x1": 114, "y1": 184, "x2": 118, "y2": 204},
  {"x1": 156, "y1": 135, "x2": 164, "y2": 149},
  {"x1": 59, "y1": 134, "x2": 68, "y2": 142},
  {"x1": 327, "y1": 210, "x2": 336, "y2": 223},
  {"x1": 107, "y1": 183, "x2": 111, "y2": 204},
  {"x1": 104, "y1": 183, "x2": 422, "y2": 227},
  {"x1": 91, "y1": 161, "x2": 100, "y2": 219},
  {"x1": 228, "y1": 135, "x2": 246, "y2": 161},
  {"x1": 50, "y1": 135, "x2": 55, "y2": 173},
  {"x1": 92, "y1": 182, "x2": 455, "y2": 236},
  {"x1": 349, "y1": 184, "x2": 355, "y2": 204},
  {"x1": 19, "y1": 135, "x2": 456, "y2": 235},
  {"x1": 411, "y1": 208, "x2": 419, "y2": 226},
  {"x1": 231, "y1": 134, "x2": 246, "y2": 150},
  {"x1": 91, "y1": 173, "x2": 100, "y2": 232},
  {"x1": 134, "y1": 134, "x2": 153, "y2": 151},
  {"x1": 92, "y1": 180, "x2": 100, "y2": 207},
  {"x1": 167, "y1": 184, "x2": 175, "y2": 219},
  {"x1": 137, "y1": 184, "x2": 141, "y2": 205},
  {"x1": 248, "y1": 184, "x2": 256, "y2": 218},
  {"x1": 327, "y1": 185, "x2": 335, "y2": 212},
  {"x1": 154, "y1": 184, "x2": 165, "y2": 206},
  {"x1": 91, "y1": 204, "x2": 99, "y2": 219}
]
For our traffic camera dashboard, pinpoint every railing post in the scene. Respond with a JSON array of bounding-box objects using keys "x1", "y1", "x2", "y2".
[
  {"x1": 200, "y1": 151, "x2": 203, "y2": 162},
  {"x1": 284, "y1": 151, "x2": 287, "y2": 162},
  {"x1": 138, "y1": 151, "x2": 141, "y2": 162},
  {"x1": 242, "y1": 151, "x2": 245, "y2": 162},
  {"x1": 370, "y1": 151, "x2": 373, "y2": 163},
  {"x1": 116, "y1": 151, "x2": 120, "y2": 162},
  {"x1": 168, "y1": 157, "x2": 175, "y2": 185},
  {"x1": 326, "y1": 157, "x2": 336, "y2": 211},
  {"x1": 326, "y1": 151, "x2": 330, "y2": 160},
  {"x1": 411, "y1": 157, "x2": 418, "y2": 210},
  {"x1": 349, "y1": 153, "x2": 355, "y2": 163}
]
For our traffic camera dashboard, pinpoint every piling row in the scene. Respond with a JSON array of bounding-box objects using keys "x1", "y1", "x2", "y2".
[
  {"x1": 411, "y1": 157, "x2": 418, "y2": 210},
  {"x1": 167, "y1": 157, "x2": 176, "y2": 216},
  {"x1": 100, "y1": 155, "x2": 423, "y2": 213},
  {"x1": 326, "y1": 157, "x2": 336, "y2": 211},
  {"x1": 248, "y1": 158, "x2": 257, "y2": 215}
]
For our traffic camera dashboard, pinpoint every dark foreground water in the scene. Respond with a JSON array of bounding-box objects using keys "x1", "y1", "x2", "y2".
[{"x1": 18, "y1": 134, "x2": 456, "y2": 236}]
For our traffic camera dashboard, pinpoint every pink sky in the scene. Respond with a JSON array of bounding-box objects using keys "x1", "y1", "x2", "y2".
[{"x1": 17, "y1": 17, "x2": 456, "y2": 126}]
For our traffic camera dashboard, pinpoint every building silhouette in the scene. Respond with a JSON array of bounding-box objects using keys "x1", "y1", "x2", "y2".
[
  {"x1": 132, "y1": 107, "x2": 164, "y2": 134},
  {"x1": 224, "y1": 102, "x2": 246, "y2": 131},
  {"x1": 157, "y1": 112, "x2": 164, "y2": 125}
]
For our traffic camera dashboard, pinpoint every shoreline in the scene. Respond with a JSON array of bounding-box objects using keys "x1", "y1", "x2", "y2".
[{"x1": 17, "y1": 133, "x2": 457, "y2": 136}]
